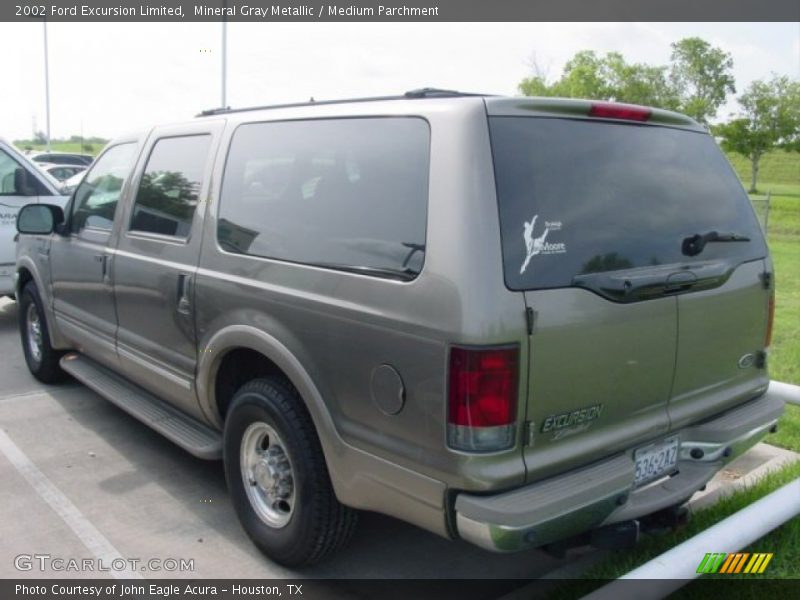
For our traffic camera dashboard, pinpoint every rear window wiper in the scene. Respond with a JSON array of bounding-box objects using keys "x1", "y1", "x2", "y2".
[
  {"x1": 307, "y1": 262, "x2": 418, "y2": 281},
  {"x1": 682, "y1": 231, "x2": 751, "y2": 257}
]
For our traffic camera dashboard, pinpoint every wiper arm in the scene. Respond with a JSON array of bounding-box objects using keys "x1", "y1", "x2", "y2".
[
  {"x1": 307, "y1": 262, "x2": 417, "y2": 281},
  {"x1": 682, "y1": 231, "x2": 750, "y2": 257}
]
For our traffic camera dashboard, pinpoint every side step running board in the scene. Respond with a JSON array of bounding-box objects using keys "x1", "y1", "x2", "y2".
[{"x1": 60, "y1": 353, "x2": 222, "y2": 460}]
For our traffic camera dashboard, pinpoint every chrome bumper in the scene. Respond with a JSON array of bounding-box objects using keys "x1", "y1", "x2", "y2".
[{"x1": 455, "y1": 392, "x2": 785, "y2": 552}]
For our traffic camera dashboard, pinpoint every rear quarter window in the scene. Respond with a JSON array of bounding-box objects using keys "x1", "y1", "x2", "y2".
[
  {"x1": 218, "y1": 117, "x2": 430, "y2": 278},
  {"x1": 489, "y1": 117, "x2": 768, "y2": 291}
]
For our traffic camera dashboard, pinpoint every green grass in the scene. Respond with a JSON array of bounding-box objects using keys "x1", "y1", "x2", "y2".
[
  {"x1": 761, "y1": 186, "x2": 800, "y2": 387},
  {"x1": 13, "y1": 141, "x2": 102, "y2": 156},
  {"x1": 757, "y1": 181, "x2": 800, "y2": 454},
  {"x1": 551, "y1": 461, "x2": 800, "y2": 595},
  {"x1": 727, "y1": 150, "x2": 800, "y2": 188}
]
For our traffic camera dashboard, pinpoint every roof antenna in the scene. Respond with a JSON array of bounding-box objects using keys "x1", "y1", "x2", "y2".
[{"x1": 309, "y1": 96, "x2": 315, "y2": 102}]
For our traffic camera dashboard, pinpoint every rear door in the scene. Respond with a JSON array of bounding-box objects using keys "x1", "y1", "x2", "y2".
[
  {"x1": 666, "y1": 146, "x2": 771, "y2": 426},
  {"x1": 488, "y1": 111, "x2": 769, "y2": 481},
  {"x1": 669, "y1": 261, "x2": 770, "y2": 428}
]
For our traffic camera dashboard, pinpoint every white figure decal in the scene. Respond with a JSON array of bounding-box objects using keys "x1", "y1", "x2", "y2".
[{"x1": 520, "y1": 214, "x2": 550, "y2": 274}]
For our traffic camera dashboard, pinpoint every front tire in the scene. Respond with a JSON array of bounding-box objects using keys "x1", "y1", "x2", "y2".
[
  {"x1": 18, "y1": 282, "x2": 65, "y2": 383},
  {"x1": 223, "y1": 377, "x2": 357, "y2": 566}
]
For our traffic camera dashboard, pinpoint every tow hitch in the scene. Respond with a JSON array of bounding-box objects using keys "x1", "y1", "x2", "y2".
[
  {"x1": 640, "y1": 504, "x2": 690, "y2": 534},
  {"x1": 590, "y1": 520, "x2": 640, "y2": 550}
]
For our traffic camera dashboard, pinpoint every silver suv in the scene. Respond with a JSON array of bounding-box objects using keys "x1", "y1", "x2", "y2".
[{"x1": 15, "y1": 90, "x2": 786, "y2": 566}]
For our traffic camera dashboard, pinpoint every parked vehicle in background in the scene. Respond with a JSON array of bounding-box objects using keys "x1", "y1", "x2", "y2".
[
  {"x1": 0, "y1": 138, "x2": 68, "y2": 296},
  {"x1": 40, "y1": 163, "x2": 87, "y2": 182},
  {"x1": 59, "y1": 170, "x2": 87, "y2": 195},
  {"x1": 14, "y1": 90, "x2": 787, "y2": 567},
  {"x1": 28, "y1": 151, "x2": 94, "y2": 167}
]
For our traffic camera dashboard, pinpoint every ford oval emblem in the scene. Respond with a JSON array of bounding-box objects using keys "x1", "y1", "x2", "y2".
[{"x1": 738, "y1": 353, "x2": 756, "y2": 369}]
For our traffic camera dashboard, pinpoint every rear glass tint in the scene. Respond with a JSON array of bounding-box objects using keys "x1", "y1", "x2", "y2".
[
  {"x1": 218, "y1": 117, "x2": 430, "y2": 278},
  {"x1": 489, "y1": 117, "x2": 767, "y2": 291}
]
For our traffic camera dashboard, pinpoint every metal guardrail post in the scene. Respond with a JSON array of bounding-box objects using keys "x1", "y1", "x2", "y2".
[
  {"x1": 764, "y1": 189, "x2": 771, "y2": 234},
  {"x1": 769, "y1": 380, "x2": 800, "y2": 406}
]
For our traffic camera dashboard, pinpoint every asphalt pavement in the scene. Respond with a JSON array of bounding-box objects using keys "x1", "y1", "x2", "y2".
[{"x1": 0, "y1": 297, "x2": 565, "y2": 580}]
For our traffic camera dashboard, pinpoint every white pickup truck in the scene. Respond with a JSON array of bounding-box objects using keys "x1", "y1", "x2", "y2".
[{"x1": 0, "y1": 139, "x2": 68, "y2": 296}]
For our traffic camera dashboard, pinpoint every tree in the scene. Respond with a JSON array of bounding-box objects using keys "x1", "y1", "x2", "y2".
[
  {"x1": 669, "y1": 37, "x2": 735, "y2": 124},
  {"x1": 519, "y1": 50, "x2": 679, "y2": 109},
  {"x1": 716, "y1": 75, "x2": 800, "y2": 192},
  {"x1": 518, "y1": 37, "x2": 735, "y2": 121},
  {"x1": 519, "y1": 50, "x2": 609, "y2": 99},
  {"x1": 603, "y1": 53, "x2": 679, "y2": 109}
]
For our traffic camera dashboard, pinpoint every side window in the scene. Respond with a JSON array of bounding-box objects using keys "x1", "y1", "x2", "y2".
[
  {"x1": 130, "y1": 135, "x2": 211, "y2": 238},
  {"x1": 71, "y1": 143, "x2": 137, "y2": 234},
  {"x1": 218, "y1": 118, "x2": 430, "y2": 277},
  {"x1": 0, "y1": 149, "x2": 42, "y2": 196}
]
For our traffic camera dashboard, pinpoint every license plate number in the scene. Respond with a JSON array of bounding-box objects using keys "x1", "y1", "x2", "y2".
[{"x1": 634, "y1": 436, "x2": 679, "y2": 487}]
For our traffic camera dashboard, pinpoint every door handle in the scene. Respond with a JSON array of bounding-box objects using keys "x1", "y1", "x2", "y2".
[
  {"x1": 94, "y1": 254, "x2": 111, "y2": 284},
  {"x1": 177, "y1": 273, "x2": 192, "y2": 316}
]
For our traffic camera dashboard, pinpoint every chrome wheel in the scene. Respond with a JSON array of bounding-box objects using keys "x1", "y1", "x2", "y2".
[
  {"x1": 240, "y1": 422, "x2": 295, "y2": 528},
  {"x1": 26, "y1": 303, "x2": 43, "y2": 364}
]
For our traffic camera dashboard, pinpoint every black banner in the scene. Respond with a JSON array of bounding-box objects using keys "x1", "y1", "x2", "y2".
[
  {"x1": 5, "y1": 579, "x2": 800, "y2": 600},
  {"x1": 4, "y1": 0, "x2": 800, "y2": 22}
]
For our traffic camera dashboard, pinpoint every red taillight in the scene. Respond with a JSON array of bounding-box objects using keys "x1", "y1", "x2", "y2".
[
  {"x1": 589, "y1": 103, "x2": 651, "y2": 122},
  {"x1": 765, "y1": 292, "x2": 775, "y2": 348},
  {"x1": 447, "y1": 346, "x2": 519, "y2": 452}
]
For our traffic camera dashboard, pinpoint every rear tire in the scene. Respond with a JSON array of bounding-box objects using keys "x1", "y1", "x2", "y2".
[
  {"x1": 223, "y1": 377, "x2": 357, "y2": 566},
  {"x1": 18, "y1": 282, "x2": 65, "y2": 383}
]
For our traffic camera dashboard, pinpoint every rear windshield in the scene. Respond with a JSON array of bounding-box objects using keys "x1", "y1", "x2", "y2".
[{"x1": 489, "y1": 117, "x2": 767, "y2": 291}]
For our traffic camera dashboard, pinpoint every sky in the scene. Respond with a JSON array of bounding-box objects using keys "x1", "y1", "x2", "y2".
[{"x1": 0, "y1": 21, "x2": 798, "y2": 142}]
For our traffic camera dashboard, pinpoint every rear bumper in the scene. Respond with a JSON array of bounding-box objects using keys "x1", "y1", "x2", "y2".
[{"x1": 455, "y1": 391, "x2": 785, "y2": 552}]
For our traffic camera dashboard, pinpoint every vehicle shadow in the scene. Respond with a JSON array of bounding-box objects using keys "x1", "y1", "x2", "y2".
[
  {"x1": 2, "y1": 299, "x2": 560, "y2": 579},
  {"x1": 44, "y1": 384, "x2": 559, "y2": 579},
  {"x1": 0, "y1": 297, "x2": 18, "y2": 334}
]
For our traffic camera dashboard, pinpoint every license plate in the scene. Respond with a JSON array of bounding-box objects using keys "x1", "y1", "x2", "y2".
[{"x1": 634, "y1": 436, "x2": 679, "y2": 487}]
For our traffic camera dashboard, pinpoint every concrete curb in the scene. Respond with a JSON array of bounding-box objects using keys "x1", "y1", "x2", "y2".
[{"x1": 688, "y1": 442, "x2": 799, "y2": 512}]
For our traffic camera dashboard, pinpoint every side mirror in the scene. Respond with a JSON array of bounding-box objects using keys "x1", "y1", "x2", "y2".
[
  {"x1": 16, "y1": 204, "x2": 65, "y2": 235},
  {"x1": 14, "y1": 167, "x2": 36, "y2": 197}
]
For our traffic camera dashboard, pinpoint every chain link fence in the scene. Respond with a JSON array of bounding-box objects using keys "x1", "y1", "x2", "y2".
[{"x1": 750, "y1": 190, "x2": 772, "y2": 234}]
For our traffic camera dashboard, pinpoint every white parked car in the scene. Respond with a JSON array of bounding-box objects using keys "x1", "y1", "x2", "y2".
[
  {"x1": 40, "y1": 163, "x2": 87, "y2": 182},
  {"x1": 28, "y1": 151, "x2": 94, "y2": 167},
  {"x1": 0, "y1": 139, "x2": 68, "y2": 296},
  {"x1": 59, "y1": 169, "x2": 88, "y2": 195}
]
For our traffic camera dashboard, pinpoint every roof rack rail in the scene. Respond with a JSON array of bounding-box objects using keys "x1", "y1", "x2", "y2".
[
  {"x1": 196, "y1": 88, "x2": 486, "y2": 117},
  {"x1": 405, "y1": 87, "x2": 477, "y2": 98},
  {"x1": 198, "y1": 106, "x2": 231, "y2": 116}
]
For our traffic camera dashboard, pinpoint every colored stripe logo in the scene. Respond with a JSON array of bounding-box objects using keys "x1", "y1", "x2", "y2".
[{"x1": 697, "y1": 552, "x2": 773, "y2": 574}]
